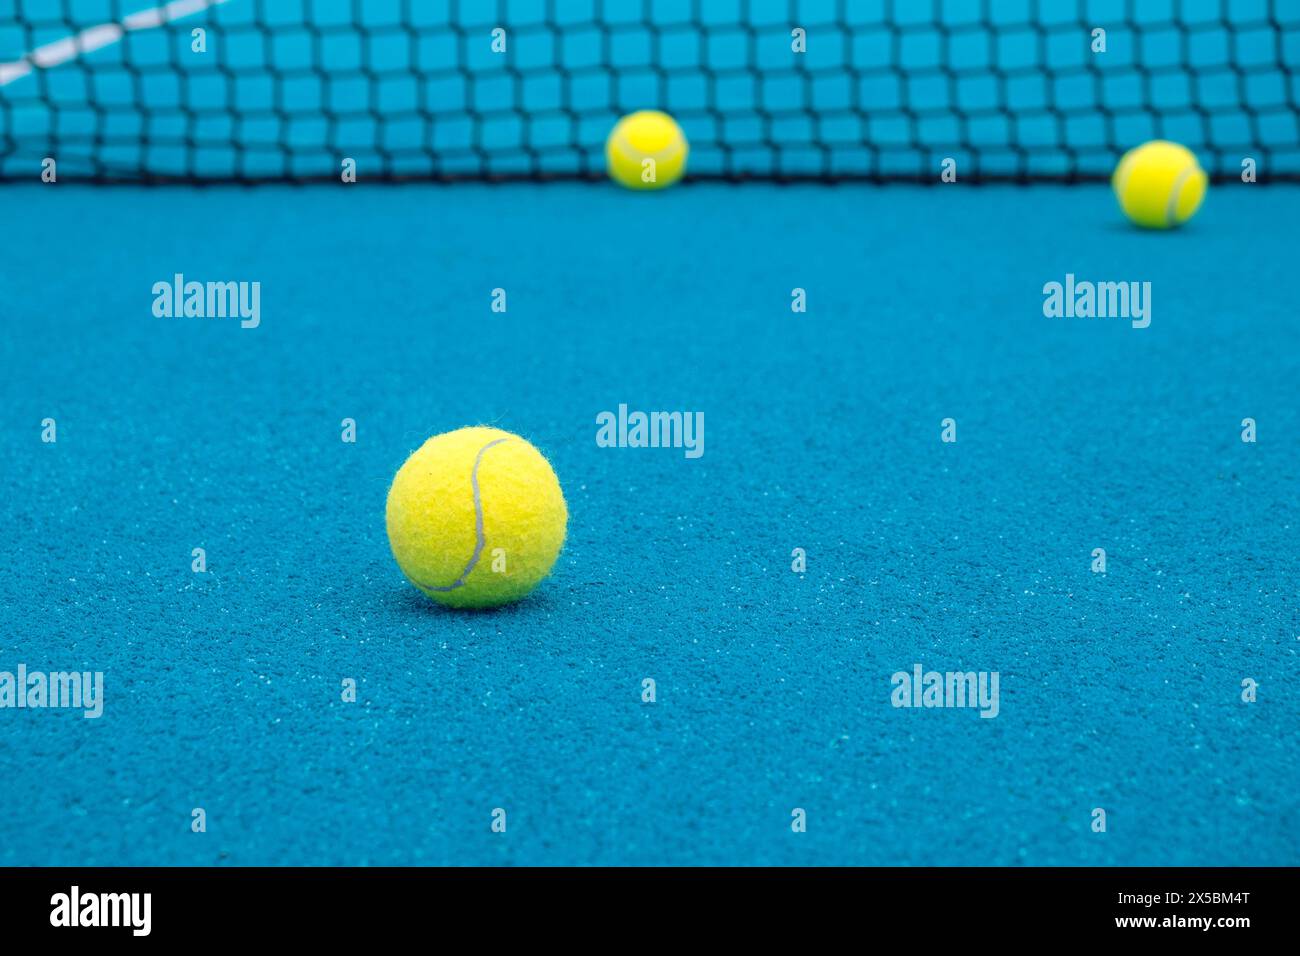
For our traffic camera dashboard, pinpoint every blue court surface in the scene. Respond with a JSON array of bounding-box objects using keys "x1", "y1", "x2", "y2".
[{"x1": 1, "y1": 2, "x2": 1298, "y2": 867}]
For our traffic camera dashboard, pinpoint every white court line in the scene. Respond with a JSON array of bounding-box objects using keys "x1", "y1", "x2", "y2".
[{"x1": 0, "y1": 0, "x2": 230, "y2": 87}]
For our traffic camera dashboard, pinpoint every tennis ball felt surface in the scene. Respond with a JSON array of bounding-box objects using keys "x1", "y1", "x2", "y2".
[
  {"x1": 386, "y1": 427, "x2": 567, "y2": 609},
  {"x1": 605, "y1": 110, "x2": 688, "y2": 190},
  {"x1": 1112, "y1": 139, "x2": 1207, "y2": 229}
]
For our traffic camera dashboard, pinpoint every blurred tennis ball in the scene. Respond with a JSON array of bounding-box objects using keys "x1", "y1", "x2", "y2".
[
  {"x1": 605, "y1": 110, "x2": 688, "y2": 190},
  {"x1": 1112, "y1": 140, "x2": 1207, "y2": 229}
]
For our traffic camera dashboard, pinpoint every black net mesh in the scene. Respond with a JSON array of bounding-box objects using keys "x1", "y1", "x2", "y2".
[{"x1": 1, "y1": 0, "x2": 1297, "y2": 184}]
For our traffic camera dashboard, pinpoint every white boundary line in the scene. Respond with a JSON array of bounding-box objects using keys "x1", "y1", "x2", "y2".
[{"x1": 0, "y1": 0, "x2": 229, "y2": 88}]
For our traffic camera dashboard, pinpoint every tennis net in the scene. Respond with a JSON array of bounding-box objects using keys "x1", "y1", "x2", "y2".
[{"x1": 1, "y1": 0, "x2": 1297, "y2": 183}]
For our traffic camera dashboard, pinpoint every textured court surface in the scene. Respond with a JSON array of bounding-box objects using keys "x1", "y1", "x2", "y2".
[{"x1": 1, "y1": 182, "x2": 1296, "y2": 865}]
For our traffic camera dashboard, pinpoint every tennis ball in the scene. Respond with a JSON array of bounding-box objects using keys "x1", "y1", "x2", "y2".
[
  {"x1": 386, "y1": 427, "x2": 567, "y2": 609},
  {"x1": 1112, "y1": 140, "x2": 1207, "y2": 229},
  {"x1": 605, "y1": 110, "x2": 688, "y2": 190}
]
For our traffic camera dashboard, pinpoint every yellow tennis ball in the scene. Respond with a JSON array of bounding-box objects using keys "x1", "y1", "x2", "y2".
[
  {"x1": 605, "y1": 110, "x2": 688, "y2": 190},
  {"x1": 386, "y1": 427, "x2": 567, "y2": 609},
  {"x1": 1112, "y1": 140, "x2": 1207, "y2": 229}
]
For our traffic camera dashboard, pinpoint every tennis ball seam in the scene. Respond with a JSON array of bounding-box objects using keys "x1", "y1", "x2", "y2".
[
  {"x1": 611, "y1": 130, "x2": 685, "y2": 165},
  {"x1": 609, "y1": 133, "x2": 686, "y2": 186},
  {"x1": 1112, "y1": 154, "x2": 1135, "y2": 208},
  {"x1": 411, "y1": 436, "x2": 507, "y2": 594},
  {"x1": 1166, "y1": 164, "x2": 1197, "y2": 227}
]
